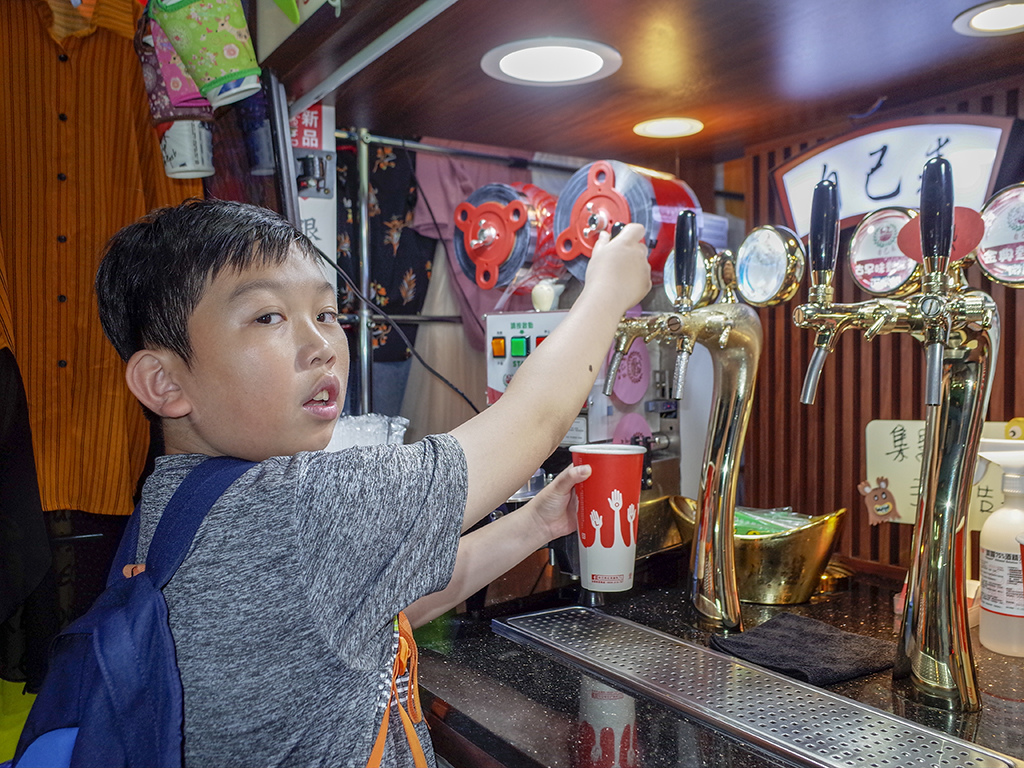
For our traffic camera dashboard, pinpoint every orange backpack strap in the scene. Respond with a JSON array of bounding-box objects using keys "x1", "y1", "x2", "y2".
[
  {"x1": 366, "y1": 612, "x2": 426, "y2": 768},
  {"x1": 397, "y1": 611, "x2": 422, "y2": 723}
]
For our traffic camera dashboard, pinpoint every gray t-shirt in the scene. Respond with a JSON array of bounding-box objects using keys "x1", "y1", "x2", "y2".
[{"x1": 135, "y1": 435, "x2": 467, "y2": 768}]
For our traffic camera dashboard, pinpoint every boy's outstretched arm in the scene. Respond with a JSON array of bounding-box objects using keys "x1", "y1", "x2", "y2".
[
  {"x1": 450, "y1": 223, "x2": 650, "y2": 531},
  {"x1": 405, "y1": 463, "x2": 589, "y2": 628}
]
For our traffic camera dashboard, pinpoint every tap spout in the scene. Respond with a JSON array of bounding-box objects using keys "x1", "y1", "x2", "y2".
[
  {"x1": 800, "y1": 345, "x2": 830, "y2": 405},
  {"x1": 672, "y1": 339, "x2": 694, "y2": 400},
  {"x1": 924, "y1": 342, "x2": 944, "y2": 406},
  {"x1": 603, "y1": 316, "x2": 654, "y2": 397}
]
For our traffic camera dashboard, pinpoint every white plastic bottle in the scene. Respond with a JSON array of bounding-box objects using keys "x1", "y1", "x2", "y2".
[{"x1": 978, "y1": 439, "x2": 1024, "y2": 656}]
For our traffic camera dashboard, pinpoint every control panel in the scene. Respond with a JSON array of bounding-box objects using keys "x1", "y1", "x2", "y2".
[
  {"x1": 483, "y1": 310, "x2": 664, "y2": 447},
  {"x1": 485, "y1": 311, "x2": 567, "y2": 405}
]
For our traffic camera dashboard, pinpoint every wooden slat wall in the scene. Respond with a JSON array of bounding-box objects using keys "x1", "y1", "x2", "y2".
[{"x1": 742, "y1": 75, "x2": 1024, "y2": 573}]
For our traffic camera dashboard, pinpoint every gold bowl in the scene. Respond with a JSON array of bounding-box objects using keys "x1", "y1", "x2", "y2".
[{"x1": 668, "y1": 497, "x2": 847, "y2": 604}]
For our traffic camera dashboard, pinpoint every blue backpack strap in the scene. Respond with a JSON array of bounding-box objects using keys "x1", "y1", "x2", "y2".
[
  {"x1": 146, "y1": 457, "x2": 254, "y2": 588},
  {"x1": 107, "y1": 457, "x2": 253, "y2": 589}
]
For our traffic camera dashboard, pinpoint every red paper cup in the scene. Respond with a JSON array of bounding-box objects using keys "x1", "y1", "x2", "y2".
[
  {"x1": 569, "y1": 443, "x2": 646, "y2": 591},
  {"x1": 574, "y1": 677, "x2": 639, "y2": 768}
]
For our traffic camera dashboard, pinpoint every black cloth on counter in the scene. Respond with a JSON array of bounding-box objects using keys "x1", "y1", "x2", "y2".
[{"x1": 709, "y1": 612, "x2": 896, "y2": 687}]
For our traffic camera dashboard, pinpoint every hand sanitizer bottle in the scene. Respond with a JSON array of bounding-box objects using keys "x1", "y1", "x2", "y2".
[{"x1": 978, "y1": 438, "x2": 1024, "y2": 656}]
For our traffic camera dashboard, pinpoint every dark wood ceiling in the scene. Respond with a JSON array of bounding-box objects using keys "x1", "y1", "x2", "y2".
[{"x1": 263, "y1": 0, "x2": 1024, "y2": 173}]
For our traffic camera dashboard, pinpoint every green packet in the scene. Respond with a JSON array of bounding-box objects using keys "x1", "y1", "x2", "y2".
[{"x1": 733, "y1": 506, "x2": 810, "y2": 535}]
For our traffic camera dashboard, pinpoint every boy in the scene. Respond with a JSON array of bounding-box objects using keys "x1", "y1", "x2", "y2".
[{"x1": 94, "y1": 198, "x2": 650, "y2": 767}]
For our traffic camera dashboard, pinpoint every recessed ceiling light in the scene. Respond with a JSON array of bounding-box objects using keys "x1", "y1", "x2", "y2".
[
  {"x1": 633, "y1": 117, "x2": 705, "y2": 138},
  {"x1": 953, "y1": 1, "x2": 1024, "y2": 35},
  {"x1": 481, "y1": 37, "x2": 622, "y2": 86}
]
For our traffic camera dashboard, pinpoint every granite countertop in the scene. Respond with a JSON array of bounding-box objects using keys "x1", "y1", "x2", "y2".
[{"x1": 417, "y1": 553, "x2": 1024, "y2": 768}]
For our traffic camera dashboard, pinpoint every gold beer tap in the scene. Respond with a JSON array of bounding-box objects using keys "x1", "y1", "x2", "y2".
[
  {"x1": 792, "y1": 158, "x2": 999, "y2": 712},
  {"x1": 605, "y1": 211, "x2": 762, "y2": 632},
  {"x1": 603, "y1": 212, "x2": 701, "y2": 400}
]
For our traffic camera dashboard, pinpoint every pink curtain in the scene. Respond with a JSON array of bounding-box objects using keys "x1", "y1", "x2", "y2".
[{"x1": 409, "y1": 137, "x2": 534, "y2": 351}]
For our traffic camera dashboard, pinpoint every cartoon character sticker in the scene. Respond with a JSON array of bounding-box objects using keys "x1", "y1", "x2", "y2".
[{"x1": 858, "y1": 477, "x2": 900, "y2": 525}]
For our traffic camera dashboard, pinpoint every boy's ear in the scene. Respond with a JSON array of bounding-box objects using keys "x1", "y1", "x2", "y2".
[{"x1": 124, "y1": 350, "x2": 192, "y2": 419}]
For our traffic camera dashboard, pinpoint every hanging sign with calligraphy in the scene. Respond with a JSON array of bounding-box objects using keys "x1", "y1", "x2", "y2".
[
  {"x1": 864, "y1": 419, "x2": 1008, "y2": 532},
  {"x1": 773, "y1": 115, "x2": 1024, "y2": 238}
]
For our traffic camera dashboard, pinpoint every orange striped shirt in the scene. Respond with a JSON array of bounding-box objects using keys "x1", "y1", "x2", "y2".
[{"x1": 0, "y1": 0, "x2": 203, "y2": 515}]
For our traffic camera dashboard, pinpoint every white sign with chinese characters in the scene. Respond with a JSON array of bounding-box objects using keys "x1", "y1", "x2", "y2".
[
  {"x1": 777, "y1": 118, "x2": 1009, "y2": 237},
  {"x1": 864, "y1": 419, "x2": 1008, "y2": 532},
  {"x1": 289, "y1": 103, "x2": 337, "y2": 289}
]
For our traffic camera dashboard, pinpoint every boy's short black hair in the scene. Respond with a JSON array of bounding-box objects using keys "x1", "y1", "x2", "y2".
[{"x1": 96, "y1": 198, "x2": 322, "y2": 364}]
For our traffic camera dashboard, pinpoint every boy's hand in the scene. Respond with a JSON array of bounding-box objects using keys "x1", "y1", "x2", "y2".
[
  {"x1": 583, "y1": 223, "x2": 651, "y2": 313},
  {"x1": 524, "y1": 463, "x2": 591, "y2": 543}
]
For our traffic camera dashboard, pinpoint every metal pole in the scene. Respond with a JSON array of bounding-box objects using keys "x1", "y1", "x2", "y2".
[
  {"x1": 264, "y1": 71, "x2": 300, "y2": 228},
  {"x1": 336, "y1": 130, "x2": 583, "y2": 173},
  {"x1": 356, "y1": 128, "x2": 373, "y2": 415}
]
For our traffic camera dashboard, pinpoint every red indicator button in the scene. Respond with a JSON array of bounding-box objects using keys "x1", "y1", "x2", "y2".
[{"x1": 535, "y1": 335, "x2": 547, "y2": 346}]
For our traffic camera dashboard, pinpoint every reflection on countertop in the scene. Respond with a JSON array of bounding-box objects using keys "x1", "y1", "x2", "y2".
[{"x1": 417, "y1": 553, "x2": 1024, "y2": 768}]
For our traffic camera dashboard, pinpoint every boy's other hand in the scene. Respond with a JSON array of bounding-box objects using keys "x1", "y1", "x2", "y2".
[
  {"x1": 584, "y1": 222, "x2": 652, "y2": 312},
  {"x1": 525, "y1": 463, "x2": 591, "y2": 543}
]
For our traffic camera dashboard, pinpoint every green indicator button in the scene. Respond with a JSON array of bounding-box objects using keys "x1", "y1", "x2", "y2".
[{"x1": 510, "y1": 336, "x2": 530, "y2": 357}]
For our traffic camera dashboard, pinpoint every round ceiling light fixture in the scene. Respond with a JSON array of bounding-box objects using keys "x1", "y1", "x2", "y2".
[
  {"x1": 480, "y1": 37, "x2": 622, "y2": 86},
  {"x1": 953, "y1": 1, "x2": 1024, "y2": 35},
  {"x1": 633, "y1": 117, "x2": 705, "y2": 138}
]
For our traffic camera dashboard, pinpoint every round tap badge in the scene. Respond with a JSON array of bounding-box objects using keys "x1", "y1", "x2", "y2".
[
  {"x1": 976, "y1": 183, "x2": 1024, "y2": 286},
  {"x1": 734, "y1": 225, "x2": 804, "y2": 306},
  {"x1": 848, "y1": 207, "x2": 920, "y2": 296}
]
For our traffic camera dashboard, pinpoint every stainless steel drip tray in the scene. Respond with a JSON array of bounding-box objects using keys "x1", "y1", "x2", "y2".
[{"x1": 492, "y1": 606, "x2": 1019, "y2": 768}]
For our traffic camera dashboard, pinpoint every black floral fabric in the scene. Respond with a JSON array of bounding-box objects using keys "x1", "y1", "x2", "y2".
[{"x1": 336, "y1": 144, "x2": 436, "y2": 362}]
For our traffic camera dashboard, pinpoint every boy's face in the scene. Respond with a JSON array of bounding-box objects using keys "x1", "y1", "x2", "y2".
[{"x1": 167, "y1": 248, "x2": 348, "y2": 461}]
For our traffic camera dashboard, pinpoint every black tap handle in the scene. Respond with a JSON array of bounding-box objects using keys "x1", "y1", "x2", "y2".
[
  {"x1": 919, "y1": 156, "x2": 954, "y2": 275},
  {"x1": 610, "y1": 221, "x2": 626, "y2": 238},
  {"x1": 674, "y1": 210, "x2": 698, "y2": 300},
  {"x1": 809, "y1": 179, "x2": 840, "y2": 275}
]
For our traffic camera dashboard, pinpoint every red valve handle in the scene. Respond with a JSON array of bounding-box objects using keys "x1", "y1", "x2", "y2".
[
  {"x1": 453, "y1": 198, "x2": 529, "y2": 289},
  {"x1": 555, "y1": 161, "x2": 632, "y2": 262}
]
